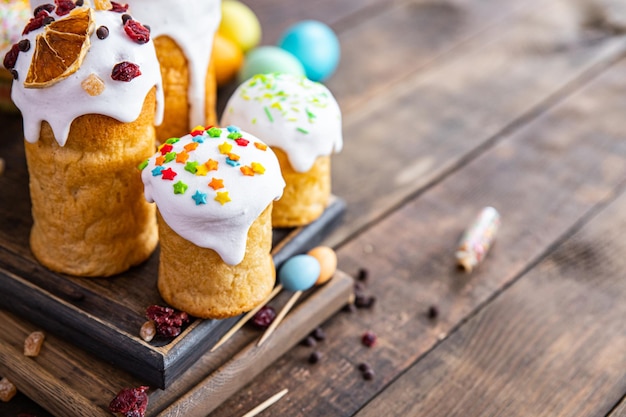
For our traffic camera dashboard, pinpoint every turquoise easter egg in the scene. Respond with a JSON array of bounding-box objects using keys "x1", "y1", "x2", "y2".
[
  {"x1": 238, "y1": 46, "x2": 305, "y2": 83},
  {"x1": 277, "y1": 20, "x2": 340, "y2": 82},
  {"x1": 279, "y1": 254, "x2": 321, "y2": 292}
]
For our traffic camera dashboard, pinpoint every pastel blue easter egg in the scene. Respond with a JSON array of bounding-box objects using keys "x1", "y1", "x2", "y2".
[
  {"x1": 279, "y1": 255, "x2": 321, "y2": 292},
  {"x1": 278, "y1": 20, "x2": 340, "y2": 82},
  {"x1": 237, "y1": 46, "x2": 305, "y2": 83}
]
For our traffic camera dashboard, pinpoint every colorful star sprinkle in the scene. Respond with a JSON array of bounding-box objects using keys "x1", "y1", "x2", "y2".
[
  {"x1": 251, "y1": 162, "x2": 265, "y2": 174},
  {"x1": 173, "y1": 181, "x2": 188, "y2": 194},
  {"x1": 205, "y1": 159, "x2": 219, "y2": 171},
  {"x1": 215, "y1": 191, "x2": 231, "y2": 205},
  {"x1": 207, "y1": 127, "x2": 222, "y2": 138},
  {"x1": 208, "y1": 177, "x2": 224, "y2": 190},
  {"x1": 151, "y1": 166, "x2": 165, "y2": 176},
  {"x1": 254, "y1": 142, "x2": 267, "y2": 151},
  {"x1": 192, "y1": 190, "x2": 208, "y2": 205},
  {"x1": 184, "y1": 161, "x2": 199, "y2": 174},
  {"x1": 240, "y1": 165, "x2": 254, "y2": 176},
  {"x1": 164, "y1": 152, "x2": 177, "y2": 163},
  {"x1": 176, "y1": 151, "x2": 189, "y2": 163},
  {"x1": 159, "y1": 143, "x2": 173, "y2": 155},
  {"x1": 218, "y1": 142, "x2": 233, "y2": 155},
  {"x1": 161, "y1": 168, "x2": 177, "y2": 180},
  {"x1": 184, "y1": 142, "x2": 199, "y2": 152}
]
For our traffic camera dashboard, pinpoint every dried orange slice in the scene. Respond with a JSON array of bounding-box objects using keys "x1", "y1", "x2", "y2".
[{"x1": 24, "y1": 7, "x2": 94, "y2": 88}]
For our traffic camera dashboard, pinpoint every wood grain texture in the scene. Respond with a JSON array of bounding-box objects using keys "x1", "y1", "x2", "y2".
[
  {"x1": 355, "y1": 181, "x2": 626, "y2": 417},
  {"x1": 209, "y1": 39, "x2": 626, "y2": 417},
  {"x1": 326, "y1": 0, "x2": 626, "y2": 247},
  {"x1": 0, "y1": 271, "x2": 352, "y2": 417}
]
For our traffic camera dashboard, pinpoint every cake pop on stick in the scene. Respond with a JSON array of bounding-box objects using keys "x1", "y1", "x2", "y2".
[{"x1": 257, "y1": 246, "x2": 337, "y2": 346}]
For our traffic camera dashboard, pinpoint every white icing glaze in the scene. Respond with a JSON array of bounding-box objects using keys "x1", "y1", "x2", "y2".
[
  {"x1": 123, "y1": 0, "x2": 220, "y2": 129},
  {"x1": 141, "y1": 126, "x2": 285, "y2": 265},
  {"x1": 12, "y1": 4, "x2": 164, "y2": 145},
  {"x1": 221, "y1": 73, "x2": 343, "y2": 172}
]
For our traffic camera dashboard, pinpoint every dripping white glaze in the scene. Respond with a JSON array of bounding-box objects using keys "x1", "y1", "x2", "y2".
[
  {"x1": 12, "y1": 5, "x2": 164, "y2": 145},
  {"x1": 141, "y1": 126, "x2": 285, "y2": 265},
  {"x1": 221, "y1": 73, "x2": 343, "y2": 172}
]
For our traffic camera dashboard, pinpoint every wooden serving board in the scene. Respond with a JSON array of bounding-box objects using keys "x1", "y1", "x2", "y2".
[
  {"x1": 0, "y1": 270, "x2": 354, "y2": 417},
  {"x1": 0, "y1": 112, "x2": 346, "y2": 389}
]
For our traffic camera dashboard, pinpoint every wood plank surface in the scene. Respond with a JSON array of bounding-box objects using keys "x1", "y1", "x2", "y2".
[
  {"x1": 327, "y1": 0, "x2": 626, "y2": 247},
  {"x1": 209, "y1": 39, "x2": 626, "y2": 417},
  {"x1": 355, "y1": 177, "x2": 626, "y2": 417}
]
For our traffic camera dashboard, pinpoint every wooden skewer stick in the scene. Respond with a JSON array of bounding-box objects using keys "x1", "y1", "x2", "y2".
[
  {"x1": 257, "y1": 290, "x2": 302, "y2": 346},
  {"x1": 211, "y1": 285, "x2": 283, "y2": 352},
  {"x1": 241, "y1": 388, "x2": 289, "y2": 417}
]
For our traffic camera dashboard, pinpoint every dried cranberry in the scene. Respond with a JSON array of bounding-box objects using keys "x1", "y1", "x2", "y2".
[
  {"x1": 361, "y1": 330, "x2": 377, "y2": 347},
  {"x1": 251, "y1": 306, "x2": 276, "y2": 329},
  {"x1": 145, "y1": 305, "x2": 189, "y2": 337},
  {"x1": 111, "y1": 61, "x2": 141, "y2": 82},
  {"x1": 109, "y1": 386, "x2": 149, "y2": 417},
  {"x1": 124, "y1": 19, "x2": 150, "y2": 44},
  {"x1": 111, "y1": 2, "x2": 129, "y2": 13},
  {"x1": 3, "y1": 44, "x2": 19, "y2": 70},
  {"x1": 33, "y1": 4, "x2": 55, "y2": 15},
  {"x1": 55, "y1": 0, "x2": 76, "y2": 16},
  {"x1": 22, "y1": 11, "x2": 53, "y2": 35}
]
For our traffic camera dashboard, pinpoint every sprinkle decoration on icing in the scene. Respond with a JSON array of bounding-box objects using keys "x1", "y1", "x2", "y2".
[
  {"x1": 221, "y1": 73, "x2": 343, "y2": 173},
  {"x1": 0, "y1": 0, "x2": 30, "y2": 55},
  {"x1": 141, "y1": 125, "x2": 285, "y2": 266},
  {"x1": 8, "y1": 2, "x2": 164, "y2": 146}
]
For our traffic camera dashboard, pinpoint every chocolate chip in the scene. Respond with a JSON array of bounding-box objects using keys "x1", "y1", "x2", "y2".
[
  {"x1": 121, "y1": 13, "x2": 132, "y2": 24},
  {"x1": 427, "y1": 305, "x2": 439, "y2": 319},
  {"x1": 300, "y1": 335, "x2": 317, "y2": 347},
  {"x1": 96, "y1": 26, "x2": 109, "y2": 40},
  {"x1": 357, "y1": 268, "x2": 369, "y2": 282},
  {"x1": 311, "y1": 327, "x2": 326, "y2": 341},
  {"x1": 363, "y1": 368, "x2": 375, "y2": 380},
  {"x1": 308, "y1": 351, "x2": 321, "y2": 364},
  {"x1": 10, "y1": 69, "x2": 18, "y2": 80},
  {"x1": 75, "y1": 0, "x2": 84, "y2": 5},
  {"x1": 18, "y1": 39, "x2": 30, "y2": 52},
  {"x1": 358, "y1": 362, "x2": 371, "y2": 372}
]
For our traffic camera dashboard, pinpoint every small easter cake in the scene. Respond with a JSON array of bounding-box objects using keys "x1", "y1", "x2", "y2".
[
  {"x1": 7, "y1": 1, "x2": 163, "y2": 276},
  {"x1": 221, "y1": 73, "x2": 342, "y2": 227},
  {"x1": 141, "y1": 125, "x2": 285, "y2": 319},
  {"x1": 0, "y1": 0, "x2": 29, "y2": 112},
  {"x1": 118, "y1": 0, "x2": 221, "y2": 142}
]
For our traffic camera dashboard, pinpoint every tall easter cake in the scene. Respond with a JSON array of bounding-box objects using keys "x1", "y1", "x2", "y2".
[
  {"x1": 6, "y1": 1, "x2": 164, "y2": 276},
  {"x1": 116, "y1": 0, "x2": 221, "y2": 142},
  {"x1": 0, "y1": 0, "x2": 29, "y2": 111},
  {"x1": 141, "y1": 125, "x2": 285, "y2": 319},
  {"x1": 221, "y1": 73, "x2": 342, "y2": 227}
]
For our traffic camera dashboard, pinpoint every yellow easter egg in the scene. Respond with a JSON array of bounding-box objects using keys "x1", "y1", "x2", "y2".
[
  {"x1": 212, "y1": 33, "x2": 244, "y2": 86},
  {"x1": 219, "y1": 0, "x2": 261, "y2": 53},
  {"x1": 307, "y1": 246, "x2": 337, "y2": 285}
]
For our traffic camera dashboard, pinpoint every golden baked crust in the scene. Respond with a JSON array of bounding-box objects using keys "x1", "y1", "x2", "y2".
[
  {"x1": 153, "y1": 35, "x2": 217, "y2": 142},
  {"x1": 271, "y1": 147, "x2": 330, "y2": 227},
  {"x1": 24, "y1": 88, "x2": 159, "y2": 277},
  {"x1": 157, "y1": 204, "x2": 276, "y2": 319}
]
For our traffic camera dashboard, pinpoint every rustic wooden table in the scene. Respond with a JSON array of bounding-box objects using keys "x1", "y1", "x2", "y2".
[{"x1": 3, "y1": 0, "x2": 626, "y2": 415}]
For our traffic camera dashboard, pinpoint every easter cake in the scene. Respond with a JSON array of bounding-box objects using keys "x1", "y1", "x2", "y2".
[
  {"x1": 141, "y1": 125, "x2": 285, "y2": 319},
  {"x1": 221, "y1": 73, "x2": 342, "y2": 227},
  {"x1": 117, "y1": 0, "x2": 221, "y2": 143},
  {"x1": 0, "y1": 0, "x2": 29, "y2": 112},
  {"x1": 6, "y1": 1, "x2": 163, "y2": 276}
]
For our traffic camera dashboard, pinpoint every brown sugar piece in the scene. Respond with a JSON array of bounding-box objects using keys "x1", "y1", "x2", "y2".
[
  {"x1": 0, "y1": 377, "x2": 17, "y2": 402},
  {"x1": 24, "y1": 331, "x2": 46, "y2": 357}
]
